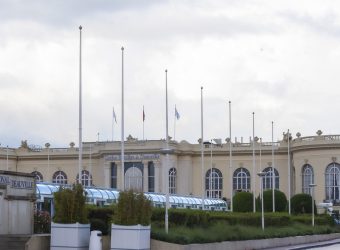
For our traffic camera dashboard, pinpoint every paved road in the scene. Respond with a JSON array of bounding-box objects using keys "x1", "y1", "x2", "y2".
[{"x1": 264, "y1": 239, "x2": 340, "y2": 250}]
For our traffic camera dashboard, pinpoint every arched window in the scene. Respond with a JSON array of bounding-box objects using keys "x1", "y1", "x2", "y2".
[
  {"x1": 76, "y1": 170, "x2": 92, "y2": 187},
  {"x1": 262, "y1": 167, "x2": 279, "y2": 190},
  {"x1": 31, "y1": 171, "x2": 43, "y2": 182},
  {"x1": 169, "y1": 168, "x2": 177, "y2": 194},
  {"x1": 125, "y1": 164, "x2": 143, "y2": 192},
  {"x1": 302, "y1": 164, "x2": 314, "y2": 194},
  {"x1": 52, "y1": 171, "x2": 67, "y2": 185},
  {"x1": 233, "y1": 168, "x2": 250, "y2": 192},
  {"x1": 325, "y1": 162, "x2": 340, "y2": 202},
  {"x1": 205, "y1": 168, "x2": 223, "y2": 198}
]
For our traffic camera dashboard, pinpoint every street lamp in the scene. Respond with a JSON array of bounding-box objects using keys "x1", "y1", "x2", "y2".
[
  {"x1": 309, "y1": 183, "x2": 317, "y2": 227},
  {"x1": 258, "y1": 172, "x2": 266, "y2": 230}
]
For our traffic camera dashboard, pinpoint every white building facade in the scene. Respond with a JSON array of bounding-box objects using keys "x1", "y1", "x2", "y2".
[{"x1": 1, "y1": 132, "x2": 340, "y2": 208}]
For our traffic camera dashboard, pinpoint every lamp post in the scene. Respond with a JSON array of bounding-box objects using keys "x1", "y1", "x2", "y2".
[
  {"x1": 258, "y1": 172, "x2": 266, "y2": 230},
  {"x1": 309, "y1": 183, "x2": 317, "y2": 226}
]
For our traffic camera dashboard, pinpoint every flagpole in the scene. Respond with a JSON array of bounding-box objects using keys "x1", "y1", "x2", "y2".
[
  {"x1": 259, "y1": 138, "x2": 262, "y2": 198},
  {"x1": 121, "y1": 46, "x2": 125, "y2": 191},
  {"x1": 201, "y1": 86, "x2": 205, "y2": 210},
  {"x1": 229, "y1": 101, "x2": 233, "y2": 212},
  {"x1": 165, "y1": 69, "x2": 170, "y2": 234},
  {"x1": 288, "y1": 129, "x2": 291, "y2": 214},
  {"x1": 78, "y1": 25, "x2": 83, "y2": 186},
  {"x1": 252, "y1": 112, "x2": 256, "y2": 213},
  {"x1": 272, "y1": 121, "x2": 275, "y2": 212},
  {"x1": 174, "y1": 105, "x2": 177, "y2": 141},
  {"x1": 89, "y1": 143, "x2": 92, "y2": 187},
  {"x1": 143, "y1": 105, "x2": 145, "y2": 141},
  {"x1": 6, "y1": 145, "x2": 9, "y2": 171},
  {"x1": 112, "y1": 107, "x2": 114, "y2": 141}
]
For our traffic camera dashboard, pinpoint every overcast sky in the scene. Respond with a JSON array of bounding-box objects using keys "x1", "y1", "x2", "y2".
[{"x1": 1, "y1": 0, "x2": 340, "y2": 148}]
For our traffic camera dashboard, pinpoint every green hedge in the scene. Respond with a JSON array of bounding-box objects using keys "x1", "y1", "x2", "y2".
[
  {"x1": 291, "y1": 193, "x2": 314, "y2": 214},
  {"x1": 152, "y1": 208, "x2": 209, "y2": 227},
  {"x1": 262, "y1": 189, "x2": 287, "y2": 212},
  {"x1": 233, "y1": 192, "x2": 253, "y2": 212},
  {"x1": 291, "y1": 214, "x2": 334, "y2": 226}
]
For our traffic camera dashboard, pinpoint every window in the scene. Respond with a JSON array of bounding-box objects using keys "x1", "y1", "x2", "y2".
[
  {"x1": 52, "y1": 171, "x2": 67, "y2": 185},
  {"x1": 148, "y1": 162, "x2": 155, "y2": 192},
  {"x1": 169, "y1": 168, "x2": 177, "y2": 194},
  {"x1": 32, "y1": 171, "x2": 43, "y2": 182},
  {"x1": 302, "y1": 164, "x2": 314, "y2": 194},
  {"x1": 125, "y1": 163, "x2": 143, "y2": 191},
  {"x1": 325, "y1": 163, "x2": 340, "y2": 202},
  {"x1": 76, "y1": 170, "x2": 92, "y2": 186},
  {"x1": 111, "y1": 163, "x2": 117, "y2": 188},
  {"x1": 262, "y1": 167, "x2": 279, "y2": 190},
  {"x1": 233, "y1": 168, "x2": 250, "y2": 192},
  {"x1": 205, "y1": 168, "x2": 223, "y2": 198}
]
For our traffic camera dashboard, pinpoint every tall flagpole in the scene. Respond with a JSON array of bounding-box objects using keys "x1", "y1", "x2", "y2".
[
  {"x1": 252, "y1": 112, "x2": 256, "y2": 212},
  {"x1": 229, "y1": 101, "x2": 233, "y2": 212},
  {"x1": 89, "y1": 143, "x2": 92, "y2": 187},
  {"x1": 288, "y1": 129, "x2": 291, "y2": 214},
  {"x1": 272, "y1": 121, "x2": 275, "y2": 212},
  {"x1": 112, "y1": 107, "x2": 114, "y2": 141},
  {"x1": 259, "y1": 138, "x2": 262, "y2": 198},
  {"x1": 165, "y1": 69, "x2": 170, "y2": 234},
  {"x1": 6, "y1": 146, "x2": 9, "y2": 171},
  {"x1": 201, "y1": 86, "x2": 205, "y2": 210},
  {"x1": 78, "y1": 25, "x2": 83, "y2": 186},
  {"x1": 210, "y1": 139, "x2": 213, "y2": 198},
  {"x1": 143, "y1": 105, "x2": 145, "y2": 141},
  {"x1": 121, "y1": 47, "x2": 125, "y2": 191},
  {"x1": 174, "y1": 105, "x2": 177, "y2": 141}
]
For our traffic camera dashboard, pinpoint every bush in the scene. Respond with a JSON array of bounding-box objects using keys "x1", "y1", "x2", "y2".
[
  {"x1": 87, "y1": 206, "x2": 115, "y2": 235},
  {"x1": 34, "y1": 210, "x2": 51, "y2": 233},
  {"x1": 233, "y1": 192, "x2": 253, "y2": 212},
  {"x1": 262, "y1": 189, "x2": 287, "y2": 212},
  {"x1": 53, "y1": 184, "x2": 88, "y2": 224},
  {"x1": 291, "y1": 214, "x2": 334, "y2": 226},
  {"x1": 113, "y1": 190, "x2": 152, "y2": 226},
  {"x1": 291, "y1": 193, "x2": 314, "y2": 214}
]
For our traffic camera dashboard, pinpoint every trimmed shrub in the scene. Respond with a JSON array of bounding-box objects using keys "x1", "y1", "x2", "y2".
[
  {"x1": 291, "y1": 193, "x2": 313, "y2": 214},
  {"x1": 291, "y1": 214, "x2": 334, "y2": 226},
  {"x1": 262, "y1": 189, "x2": 287, "y2": 212},
  {"x1": 233, "y1": 192, "x2": 253, "y2": 212},
  {"x1": 53, "y1": 184, "x2": 88, "y2": 224},
  {"x1": 113, "y1": 190, "x2": 152, "y2": 226}
]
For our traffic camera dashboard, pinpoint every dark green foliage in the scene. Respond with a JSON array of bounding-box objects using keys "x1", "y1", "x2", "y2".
[
  {"x1": 113, "y1": 190, "x2": 152, "y2": 226},
  {"x1": 262, "y1": 189, "x2": 287, "y2": 212},
  {"x1": 151, "y1": 208, "x2": 209, "y2": 227},
  {"x1": 87, "y1": 206, "x2": 115, "y2": 235},
  {"x1": 233, "y1": 192, "x2": 253, "y2": 212},
  {"x1": 53, "y1": 184, "x2": 88, "y2": 224},
  {"x1": 291, "y1": 214, "x2": 334, "y2": 226},
  {"x1": 291, "y1": 193, "x2": 315, "y2": 214},
  {"x1": 34, "y1": 210, "x2": 51, "y2": 233}
]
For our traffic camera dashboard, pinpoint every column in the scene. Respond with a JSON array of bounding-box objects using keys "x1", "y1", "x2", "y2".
[
  {"x1": 103, "y1": 162, "x2": 111, "y2": 188},
  {"x1": 143, "y1": 161, "x2": 148, "y2": 192},
  {"x1": 154, "y1": 162, "x2": 161, "y2": 193}
]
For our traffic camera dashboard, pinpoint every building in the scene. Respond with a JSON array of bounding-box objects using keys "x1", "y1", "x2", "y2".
[{"x1": 1, "y1": 131, "x2": 340, "y2": 208}]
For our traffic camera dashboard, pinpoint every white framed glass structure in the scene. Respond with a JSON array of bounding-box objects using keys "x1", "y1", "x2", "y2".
[
  {"x1": 325, "y1": 162, "x2": 340, "y2": 203},
  {"x1": 233, "y1": 167, "x2": 250, "y2": 192},
  {"x1": 76, "y1": 170, "x2": 92, "y2": 186},
  {"x1": 205, "y1": 168, "x2": 223, "y2": 198},
  {"x1": 31, "y1": 171, "x2": 43, "y2": 182},
  {"x1": 52, "y1": 170, "x2": 67, "y2": 185},
  {"x1": 125, "y1": 163, "x2": 143, "y2": 191},
  {"x1": 262, "y1": 167, "x2": 279, "y2": 190},
  {"x1": 302, "y1": 164, "x2": 314, "y2": 194}
]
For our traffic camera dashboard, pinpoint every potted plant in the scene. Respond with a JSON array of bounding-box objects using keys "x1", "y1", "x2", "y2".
[
  {"x1": 50, "y1": 184, "x2": 90, "y2": 250},
  {"x1": 111, "y1": 190, "x2": 152, "y2": 250}
]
